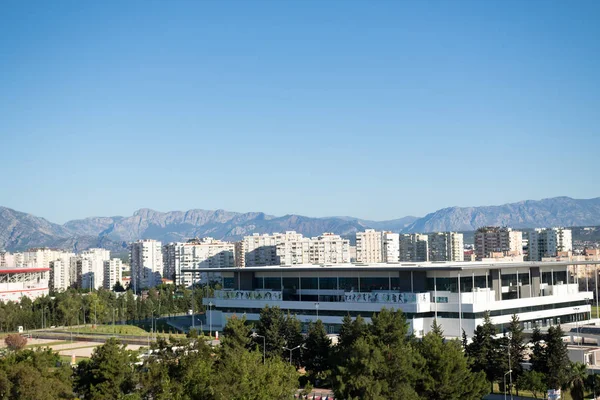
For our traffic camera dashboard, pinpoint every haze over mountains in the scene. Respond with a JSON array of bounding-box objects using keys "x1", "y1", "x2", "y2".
[{"x1": 1, "y1": 196, "x2": 599, "y2": 252}]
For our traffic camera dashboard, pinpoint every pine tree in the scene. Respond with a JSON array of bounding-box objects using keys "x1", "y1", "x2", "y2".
[
  {"x1": 466, "y1": 312, "x2": 505, "y2": 392},
  {"x1": 75, "y1": 338, "x2": 138, "y2": 399},
  {"x1": 303, "y1": 320, "x2": 332, "y2": 384},
  {"x1": 417, "y1": 321, "x2": 488, "y2": 400},
  {"x1": 255, "y1": 306, "x2": 286, "y2": 359},
  {"x1": 282, "y1": 312, "x2": 303, "y2": 367},
  {"x1": 222, "y1": 314, "x2": 252, "y2": 352}
]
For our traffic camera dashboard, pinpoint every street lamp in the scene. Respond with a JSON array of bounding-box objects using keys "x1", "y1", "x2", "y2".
[
  {"x1": 574, "y1": 307, "x2": 580, "y2": 345},
  {"x1": 208, "y1": 301, "x2": 213, "y2": 338},
  {"x1": 315, "y1": 302, "x2": 320, "y2": 320},
  {"x1": 251, "y1": 332, "x2": 266, "y2": 364},
  {"x1": 283, "y1": 345, "x2": 303, "y2": 365},
  {"x1": 503, "y1": 370, "x2": 513, "y2": 400}
]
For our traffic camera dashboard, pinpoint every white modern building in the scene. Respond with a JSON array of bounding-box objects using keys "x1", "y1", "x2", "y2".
[
  {"x1": 475, "y1": 227, "x2": 523, "y2": 260},
  {"x1": 103, "y1": 258, "x2": 123, "y2": 290},
  {"x1": 399, "y1": 234, "x2": 429, "y2": 262},
  {"x1": 164, "y1": 238, "x2": 236, "y2": 287},
  {"x1": 528, "y1": 228, "x2": 573, "y2": 261},
  {"x1": 429, "y1": 232, "x2": 464, "y2": 262},
  {"x1": 130, "y1": 239, "x2": 163, "y2": 290},
  {"x1": 77, "y1": 248, "x2": 111, "y2": 290},
  {"x1": 202, "y1": 260, "x2": 595, "y2": 339}
]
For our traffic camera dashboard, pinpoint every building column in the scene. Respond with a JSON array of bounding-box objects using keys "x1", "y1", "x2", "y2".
[
  {"x1": 434, "y1": 272, "x2": 438, "y2": 320},
  {"x1": 411, "y1": 271, "x2": 414, "y2": 292},
  {"x1": 458, "y1": 272, "x2": 462, "y2": 337}
]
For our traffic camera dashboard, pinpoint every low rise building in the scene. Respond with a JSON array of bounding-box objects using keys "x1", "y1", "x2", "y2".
[{"x1": 202, "y1": 260, "x2": 595, "y2": 339}]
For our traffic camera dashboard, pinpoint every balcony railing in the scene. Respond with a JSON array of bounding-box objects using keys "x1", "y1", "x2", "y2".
[{"x1": 214, "y1": 290, "x2": 282, "y2": 301}]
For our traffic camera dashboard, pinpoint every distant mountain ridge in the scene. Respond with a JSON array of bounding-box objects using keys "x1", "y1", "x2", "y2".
[
  {"x1": 1, "y1": 196, "x2": 599, "y2": 252},
  {"x1": 405, "y1": 196, "x2": 600, "y2": 232}
]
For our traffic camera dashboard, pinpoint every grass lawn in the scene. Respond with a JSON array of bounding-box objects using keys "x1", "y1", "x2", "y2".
[
  {"x1": 66, "y1": 324, "x2": 149, "y2": 336},
  {"x1": 492, "y1": 382, "x2": 591, "y2": 400},
  {"x1": 67, "y1": 325, "x2": 148, "y2": 336},
  {"x1": 64, "y1": 324, "x2": 188, "y2": 339}
]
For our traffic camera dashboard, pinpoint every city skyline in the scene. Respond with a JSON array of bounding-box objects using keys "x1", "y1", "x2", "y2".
[{"x1": 1, "y1": 1, "x2": 599, "y2": 223}]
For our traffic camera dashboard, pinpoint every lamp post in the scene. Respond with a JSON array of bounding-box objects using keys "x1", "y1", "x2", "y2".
[
  {"x1": 315, "y1": 302, "x2": 319, "y2": 320},
  {"x1": 251, "y1": 332, "x2": 266, "y2": 364},
  {"x1": 283, "y1": 345, "x2": 303, "y2": 365},
  {"x1": 574, "y1": 307, "x2": 580, "y2": 345},
  {"x1": 503, "y1": 370, "x2": 513, "y2": 400},
  {"x1": 208, "y1": 301, "x2": 213, "y2": 338}
]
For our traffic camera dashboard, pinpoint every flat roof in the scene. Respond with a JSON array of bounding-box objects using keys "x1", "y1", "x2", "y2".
[
  {"x1": 182, "y1": 260, "x2": 600, "y2": 273},
  {"x1": 0, "y1": 267, "x2": 50, "y2": 274}
]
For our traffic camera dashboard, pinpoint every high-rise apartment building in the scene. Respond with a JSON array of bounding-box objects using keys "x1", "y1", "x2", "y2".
[
  {"x1": 77, "y1": 248, "x2": 111, "y2": 290},
  {"x1": 236, "y1": 231, "x2": 305, "y2": 267},
  {"x1": 356, "y1": 229, "x2": 383, "y2": 263},
  {"x1": 277, "y1": 233, "x2": 351, "y2": 265},
  {"x1": 429, "y1": 232, "x2": 464, "y2": 262},
  {"x1": 164, "y1": 238, "x2": 236, "y2": 287},
  {"x1": 528, "y1": 228, "x2": 573, "y2": 261},
  {"x1": 0, "y1": 251, "x2": 14, "y2": 268},
  {"x1": 103, "y1": 258, "x2": 123, "y2": 290},
  {"x1": 49, "y1": 260, "x2": 70, "y2": 292},
  {"x1": 382, "y1": 232, "x2": 400, "y2": 263},
  {"x1": 130, "y1": 239, "x2": 163, "y2": 290},
  {"x1": 399, "y1": 234, "x2": 429, "y2": 262},
  {"x1": 474, "y1": 227, "x2": 523, "y2": 260}
]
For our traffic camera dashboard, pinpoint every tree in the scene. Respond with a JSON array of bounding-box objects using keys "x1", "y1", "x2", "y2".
[
  {"x1": 303, "y1": 320, "x2": 332, "y2": 384},
  {"x1": 416, "y1": 320, "x2": 489, "y2": 400},
  {"x1": 0, "y1": 348, "x2": 73, "y2": 399},
  {"x1": 75, "y1": 338, "x2": 138, "y2": 399},
  {"x1": 516, "y1": 370, "x2": 546, "y2": 399},
  {"x1": 216, "y1": 329, "x2": 298, "y2": 400},
  {"x1": 255, "y1": 306, "x2": 286, "y2": 359},
  {"x1": 113, "y1": 282, "x2": 126, "y2": 292},
  {"x1": 530, "y1": 324, "x2": 546, "y2": 373},
  {"x1": 222, "y1": 315, "x2": 252, "y2": 353},
  {"x1": 569, "y1": 362, "x2": 588, "y2": 400},
  {"x1": 466, "y1": 312, "x2": 505, "y2": 392},
  {"x1": 544, "y1": 325, "x2": 571, "y2": 389},
  {"x1": 4, "y1": 334, "x2": 27, "y2": 351},
  {"x1": 506, "y1": 314, "x2": 526, "y2": 395},
  {"x1": 282, "y1": 313, "x2": 303, "y2": 367}
]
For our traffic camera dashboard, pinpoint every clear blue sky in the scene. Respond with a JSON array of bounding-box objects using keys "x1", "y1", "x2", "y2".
[{"x1": 1, "y1": 0, "x2": 599, "y2": 223}]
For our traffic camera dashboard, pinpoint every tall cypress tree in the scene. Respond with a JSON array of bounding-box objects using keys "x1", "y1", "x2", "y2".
[
  {"x1": 506, "y1": 314, "x2": 526, "y2": 395},
  {"x1": 544, "y1": 325, "x2": 571, "y2": 389}
]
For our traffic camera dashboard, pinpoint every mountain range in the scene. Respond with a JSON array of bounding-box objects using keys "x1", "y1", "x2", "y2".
[{"x1": 1, "y1": 196, "x2": 599, "y2": 253}]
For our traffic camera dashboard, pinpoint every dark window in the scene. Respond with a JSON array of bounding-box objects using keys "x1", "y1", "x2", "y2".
[{"x1": 319, "y1": 277, "x2": 337, "y2": 290}]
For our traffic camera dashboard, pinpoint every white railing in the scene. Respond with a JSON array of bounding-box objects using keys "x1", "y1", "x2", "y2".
[
  {"x1": 214, "y1": 290, "x2": 282, "y2": 301},
  {"x1": 344, "y1": 292, "x2": 429, "y2": 304}
]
